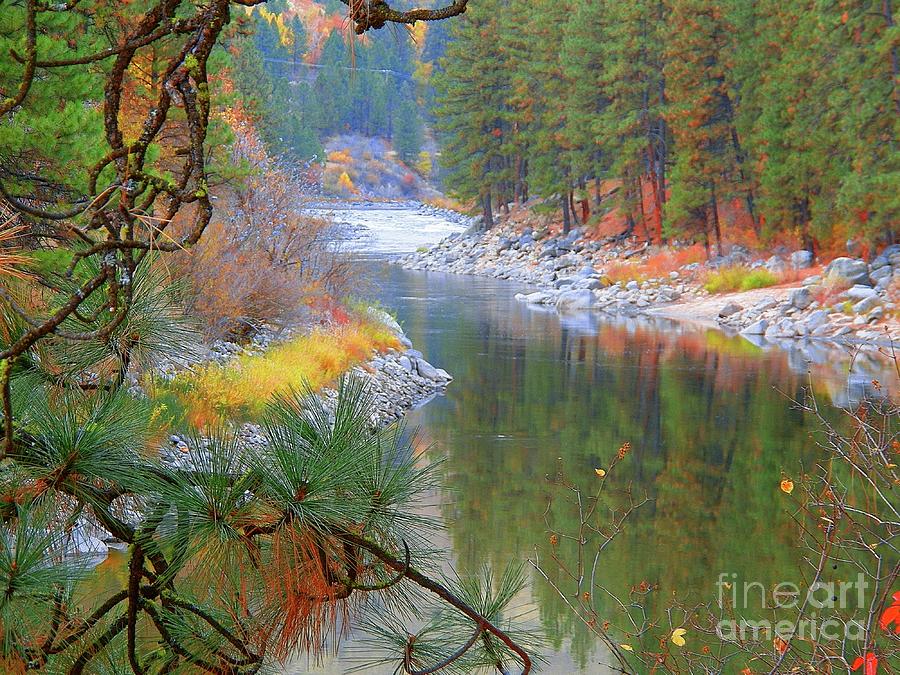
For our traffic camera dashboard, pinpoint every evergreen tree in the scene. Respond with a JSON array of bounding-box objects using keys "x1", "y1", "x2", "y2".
[
  {"x1": 593, "y1": 0, "x2": 668, "y2": 241},
  {"x1": 433, "y1": 0, "x2": 511, "y2": 227},
  {"x1": 394, "y1": 90, "x2": 424, "y2": 162},
  {"x1": 664, "y1": 0, "x2": 746, "y2": 255}
]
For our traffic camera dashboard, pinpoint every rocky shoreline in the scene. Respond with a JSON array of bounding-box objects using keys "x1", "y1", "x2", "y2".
[
  {"x1": 74, "y1": 308, "x2": 452, "y2": 560},
  {"x1": 395, "y1": 222, "x2": 900, "y2": 349}
]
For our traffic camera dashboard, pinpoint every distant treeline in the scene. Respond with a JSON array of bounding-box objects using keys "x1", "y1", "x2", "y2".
[
  {"x1": 432, "y1": 0, "x2": 898, "y2": 253},
  {"x1": 236, "y1": 6, "x2": 425, "y2": 163}
]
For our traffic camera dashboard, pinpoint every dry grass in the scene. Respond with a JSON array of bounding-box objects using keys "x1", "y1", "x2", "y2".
[
  {"x1": 605, "y1": 244, "x2": 706, "y2": 284},
  {"x1": 155, "y1": 316, "x2": 400, "y2": 427}
]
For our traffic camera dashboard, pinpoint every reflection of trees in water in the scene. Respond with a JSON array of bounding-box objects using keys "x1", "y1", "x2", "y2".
[
  {"x1": 374, "y1": 269, "x2": 896, "y2": 669},
  {"x1": 398, "y1": 295, "x2": 881, "y2": 669}
]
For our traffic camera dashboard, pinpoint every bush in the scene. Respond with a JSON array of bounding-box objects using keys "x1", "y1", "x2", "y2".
[
  {"x1": 154, "y1": 312, "x2": 400, "y2": 426},
  {"x1": 173, "y1": 132, "x2": 353, "y2": 338},
  {"x1": 703, "y1": 266, "x2": 778, "y2": 293}
]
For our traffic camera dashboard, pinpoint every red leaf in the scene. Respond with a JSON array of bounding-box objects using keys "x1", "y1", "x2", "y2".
[
  {"x1": 878, "y1": 591, "x2": 900, "y2": 634},
  {"x1": 851, "y1": 653, "x2": 879, "y2": 675}
]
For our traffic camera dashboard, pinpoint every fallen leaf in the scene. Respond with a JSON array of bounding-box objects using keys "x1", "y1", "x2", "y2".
[
  {"x1": 773, "y1": 636, "x2": 788, "y2": 654},
  {"x1": 851, "y1": 653, "x2": 879, "y2": 675},
  {"x1": 879, "y1": 590, "x2": 900, "y2": 634},
  {"x1": 780, "y1": 479, "x2": 794, "y2": 494},
  {"x1": 619, "y1": 644, "x2": 633, "y2": 652},
  {"x1": 595, "y1": 468, "x2": 606, "y2": 477},
  {"x1": 670, "y1": 628, "x2": 687, "y2": 647}
]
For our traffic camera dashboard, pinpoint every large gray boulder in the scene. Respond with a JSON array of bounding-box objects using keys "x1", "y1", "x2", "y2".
[
  {"x1": 826, "y1": 257, "x2": 870, "y2": 285},
  {"x1": 790, "y1": 250, "x2": 814, "y2": 269},
  {"x1": 719, "y1": 301, "x2": 743, "y2": 318},
  {"x1": 789, "y1": 287, "x2": 813, "y2": 310},
  {"x1": 740, "y1": 319, "x2": 769, "y2": 336},
  {"x1": 766, "y1": 255, "x2": 787, "y2": 274},
  {"x1": 556, "y1": 289, "x2": 594, "y2": 311}
]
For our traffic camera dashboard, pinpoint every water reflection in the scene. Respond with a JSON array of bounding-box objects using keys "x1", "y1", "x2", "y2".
[{"x1": 312, "y1": 264, "x2": 895, "y2": 673}]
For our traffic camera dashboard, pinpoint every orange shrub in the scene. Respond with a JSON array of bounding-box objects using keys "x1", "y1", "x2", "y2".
[{"x1": 327, "y1": 148, "x2": 353, "y2": 164}]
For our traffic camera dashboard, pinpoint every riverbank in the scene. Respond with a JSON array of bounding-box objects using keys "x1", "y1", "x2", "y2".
[
  {"x1": 72, "y1": 306, "x2": 452, "y2": 559},
  {"x1": 395, "y1": 217, "x2": 900, "y2": 350}
]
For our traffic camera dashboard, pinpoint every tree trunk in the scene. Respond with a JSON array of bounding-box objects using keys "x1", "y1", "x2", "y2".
[
  {"x1": 709, "y1": 187, "x2": 723, "y2": 257},
  {"x1": 561, "y1": 194, "x2": 571, "y2": 234},
  {"x1": 482, "y1": 190, "x2": 494, "y2": 231},
  {"x1": 594, "y1": 178, "x2": 602, "y2": 207}
]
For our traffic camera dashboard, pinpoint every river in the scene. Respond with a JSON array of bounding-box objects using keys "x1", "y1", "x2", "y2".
[{"x1": 290, "y1": 206, "x2": 898, "y2": 674}]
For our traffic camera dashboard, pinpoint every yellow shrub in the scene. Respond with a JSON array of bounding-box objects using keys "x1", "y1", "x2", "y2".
[
  {"x1": 337, "y1": 171, "x2": 358, "y2": 194},
  {"x1": 161, "y1": 318, "x2": 399, "y2": 427}
]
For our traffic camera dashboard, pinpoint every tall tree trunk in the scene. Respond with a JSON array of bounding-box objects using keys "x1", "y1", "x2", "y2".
[
  {"x1": 637, "y1": 178, "x2": 653, "y2": 243},
  {"x1": 482, "y1": 190, "x2": 494, "y2": 231},
  {"x1": 885, "y1": 0, "x2": 900, "y2": 114},
  {"x1": 728, "y1": 124, "x2": 759, "y2": 234},
  {"x1": 594, "y1": 177, "x2": 602, "y2": 207},
  {"x1": 709, "y1": 187, "x2": 723, "y2": 257},
  {"x1": 561, "y1": 194, "x2": 571, "y2": 234}
]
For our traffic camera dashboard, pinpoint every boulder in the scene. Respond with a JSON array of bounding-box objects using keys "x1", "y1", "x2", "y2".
[
  {"x1": 789, "y1": 287, "x2": 813, "y2": 310},
  {"x1": 719, "y1": 301, "x2": 744, "y2": 318},
  {"x1": 556, "y1": 289, "x2": 594, "y2": 311},
  {"x1": 398, "y1": 355, "x2": 414, "y2": 372},
  {"x1": 765, "y1": 255, "x2": 787, "y2": 273},
  {"x1": 869, "y1": 265, "x2": 893, "y2": 283},
  {"x1": 825, "y1": 257, "x2": 870, "y2": 285},
  {"x1": 845, "y1": 284, "x2": 878, "y2": 301},
  {"x1": 740, "y1": 319, "x2": 769, "y2": 335},
  {"x1": 852, "y1": 296, "x2": 881, "y2": 315},
  {"x1": 625, "y1": 280, "x2": 640, "y2": 291},
  {"x1": 790, "y1": 250, "x2": 814, "y2": 269},
  {"x1": 804, "y1": 310, "x2": 830, "y2": 332},
  {"x1": 416, "y1": 359, "x2": 440, "y2": 381}
]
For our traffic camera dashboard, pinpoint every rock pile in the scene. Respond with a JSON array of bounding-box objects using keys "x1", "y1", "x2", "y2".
[{"x1": 718, "y1": 247, "x2": 900, "y2": 344}]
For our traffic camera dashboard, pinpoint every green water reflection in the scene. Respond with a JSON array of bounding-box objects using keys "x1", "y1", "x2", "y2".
[{"x1": 359, "y1": 265, "x2": 895, "y2": 672}]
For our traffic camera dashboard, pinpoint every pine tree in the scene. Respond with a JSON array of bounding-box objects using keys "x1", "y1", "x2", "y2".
[
  {"x1": 664, "y1": 0, "x2": 747, "y2": 255},
  {"x1": 593, "y1": 0, "x2": 668, "y2": 241},
  {"x1": 433, "y1": 0, "x2": 511, "y2": 227},
  {"x1": 394, "y1": 92, "x2": 424, "y2": 163},
  {"x1": 560, "y1": 0, "x2": 611, "y2": 208}
]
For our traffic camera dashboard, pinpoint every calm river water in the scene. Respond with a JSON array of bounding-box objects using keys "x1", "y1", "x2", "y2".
[{"x1": 295, "y1": 208, "x2": 898, "y2": 674}]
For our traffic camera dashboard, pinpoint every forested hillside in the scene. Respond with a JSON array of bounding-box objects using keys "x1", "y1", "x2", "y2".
[
  {"x1": 433, "y1": 0, "x2": 899, "y2": 254},
  {"x1": 235, "y1": 0, "x2": 427, "y2": 165}
]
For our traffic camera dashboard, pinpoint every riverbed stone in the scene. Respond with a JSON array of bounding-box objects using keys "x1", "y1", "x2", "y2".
[
  {"x1": 826, "y1": 257, "x2": 870, "y2": 285},
  {"x1": 790, "y1": 250, "x2": 814, "y2": 269},
  {"x1": 789, "y1": 287, "x2": 813, "y2": 310},
  {"x1": 804, "y1": 310, "x2": 830, "y2": 332},
  {"x1": 416, "y1": 359, "x2": 440, "y2": 381},
  {"x1": 845, "y1": 285, "x2": 878, "y2": 301},
  {"x1": 870, "y1": 265, "x2": 893, "y2": 283},
  {"x1": 556, "y1": 289, "x2": 594, "y2": 311},
  {"x1": 740, "y1": 319, "x2": 769, "y2": 335},
  {"x1": 719, "y1": 301, "x2": 743, "y2": 318},
  {"x1": 852, "y1": 296, "x2": 881, "y2": 315}
]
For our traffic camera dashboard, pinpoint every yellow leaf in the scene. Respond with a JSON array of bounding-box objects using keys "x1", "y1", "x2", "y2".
[
  {"x1": 671, "y1": 628, "x2": 687, "y2": 647},
  {"x1": 595, "y1": 468, "x2": 606, "y2": 477},
  {"x1": 619, "y1": 644, "x2": 634, "y2": 651},
  {"x1": 780, "y1": 479, "x2": 794, "y2": 494}
]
